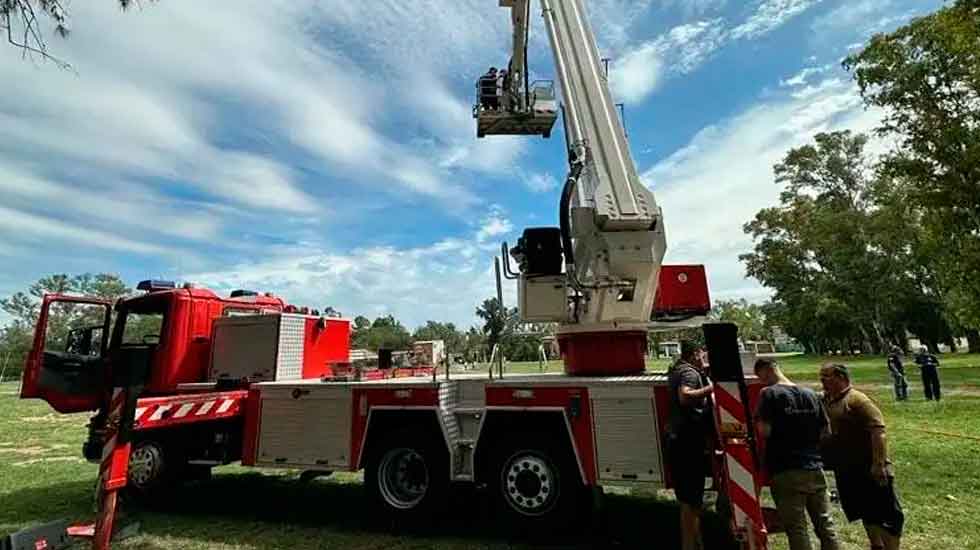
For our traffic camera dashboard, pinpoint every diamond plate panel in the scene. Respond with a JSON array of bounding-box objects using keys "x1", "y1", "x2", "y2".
[{"x1": 275, "y1": 314, "x2": 306, "y2": 381}]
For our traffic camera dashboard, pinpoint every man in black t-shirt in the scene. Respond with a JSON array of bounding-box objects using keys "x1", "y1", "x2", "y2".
[
  {"x1": 755, "y1": 358, "x2": 841, "y2": 550},
  {"x1": 914, "y1": 347, "x2": 941, "y2": 401},
  {"x1": 667, "y1": 340, "x2": 714, "y2": 550}
]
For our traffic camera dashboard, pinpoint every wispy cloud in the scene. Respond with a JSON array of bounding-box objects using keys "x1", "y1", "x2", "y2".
[
  {"x1": 731, "y1": 0, "x2": 824, "y2": 40},
  {"x1": 185, "y1": 208, "x2": 520, "y2": 328},
  {"x1": 523, "y1": 172, "x2": 560, "y2": 194},
  {"x1": 779, "y1": 64, "x2": 833, "y2": 87},
  {"x1": 610, "y1": 0, "x2": 825, "y2": 104},
  {"x1": 611, "y1": 19, "x2": 727, "y2": 103}
]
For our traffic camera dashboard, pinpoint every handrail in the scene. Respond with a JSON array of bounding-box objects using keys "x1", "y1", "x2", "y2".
[{"x1": 500, "y1": 243, "x2": 520, "y2": 280}]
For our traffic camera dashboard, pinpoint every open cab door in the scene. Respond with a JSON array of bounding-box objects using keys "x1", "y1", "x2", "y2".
[{"x1": 21, "y1": 294, "x2": 112, "y2": 413}]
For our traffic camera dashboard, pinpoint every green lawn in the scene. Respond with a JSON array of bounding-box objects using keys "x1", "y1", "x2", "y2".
[{"x1": 1, "y1": 354, "x2": 978, "y2": 549}]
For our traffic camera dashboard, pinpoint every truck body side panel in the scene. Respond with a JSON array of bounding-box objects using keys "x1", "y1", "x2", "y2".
[{"x1": 485, "y1": 385, "x2": 596, "y2": 484}]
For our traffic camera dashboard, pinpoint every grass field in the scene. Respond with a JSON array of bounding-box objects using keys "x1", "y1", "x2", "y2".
[{"x1": 1, "y1": 354, "x2": 978, "y2": 549}]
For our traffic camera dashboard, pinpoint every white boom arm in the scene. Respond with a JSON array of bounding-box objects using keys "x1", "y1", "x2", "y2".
[{"x1": 500, "y1": 0, "x2": 666, "y2": 333}]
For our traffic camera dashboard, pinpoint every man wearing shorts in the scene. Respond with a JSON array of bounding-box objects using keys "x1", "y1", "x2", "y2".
[
  {"x1": 821, "y1": 364, "x2": 904, "y2": 550},
  {"x1": 667, "y1": 340, "x2": 714, "y2": 550}
]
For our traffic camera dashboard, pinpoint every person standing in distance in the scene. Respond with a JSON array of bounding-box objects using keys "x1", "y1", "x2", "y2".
[
  {"x1": 820, "y1": 364, "x2": 904, "y2": 550},
  {"x1": 886, "y1": 346, "x2": 909, "y2": 402},
  {"x1": 914, "y1": 347, "x2": 942, "y2": 401},
  {"x1": 754, "y1": 358, "x2": 841, "y2": 550},
  {"x1": 667, "y1": 340, "x2": 714, "y2": 550}
]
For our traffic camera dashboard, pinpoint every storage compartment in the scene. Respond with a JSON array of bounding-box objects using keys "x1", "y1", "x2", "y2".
[
  {"x1": 653, "y1": 265, "x2": 710, "y2": 319},
  {"x1": 518, "y1": 275, "x2": 567, "y2": 322},
  {"x1": 209, "y1": 314, "x2": 351, "y2": 383},
  {"x1": 591, "y1": 385, "x2": 663, "y2": 482},
  {"x1": 255, "y1": 385, "x2": 352, "y2": 468}
]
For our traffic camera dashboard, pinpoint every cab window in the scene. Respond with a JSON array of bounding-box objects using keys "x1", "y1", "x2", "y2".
[
  {"x1": 44, "y1": 301, "x2": 108, "y2": 358},
  {"x1": 121, "y1": 313, "x2": 164, "y2": 345}
]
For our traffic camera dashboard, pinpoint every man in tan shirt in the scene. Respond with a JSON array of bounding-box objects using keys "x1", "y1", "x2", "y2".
[{"x1": 820, "y1": 364, "x2": 904, "y2": 550}]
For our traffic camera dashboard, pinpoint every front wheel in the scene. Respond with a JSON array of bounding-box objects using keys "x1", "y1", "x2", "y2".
[{"x1": 365, "y1": 428, "x2": 448, "y2": 523}]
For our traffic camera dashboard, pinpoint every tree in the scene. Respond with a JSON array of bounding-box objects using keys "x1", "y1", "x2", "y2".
[
  {"x1": 712, "y1": 299, "x2": 771, "y2": 342},
  {"x1": 350, "y1": 315, "x2": 412, "y2": 351},
  {"x1": 741, "y1": 132, "x2": 952, "y2": 354},
  {"x1": 475, "y1": 298, "x2": 518, "y2": 353},
  {"x1": 412, "y1": 321, "x2": 464, "y2": 357},
  {"x1": 844, "y1": 0, "x2": 980, "y2": 351},
  {"x1": 1, "y1": 1, "x2": 138, "y2": 68}
]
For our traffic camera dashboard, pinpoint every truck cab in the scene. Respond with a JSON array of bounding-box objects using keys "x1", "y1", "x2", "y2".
[{"x1": 21, "y1": 281, "x2": 287, "y2": 414}]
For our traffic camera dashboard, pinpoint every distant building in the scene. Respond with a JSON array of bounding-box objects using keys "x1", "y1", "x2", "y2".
[{"x1": 742, "y1": 340, "x2": 775, "y2": 354}]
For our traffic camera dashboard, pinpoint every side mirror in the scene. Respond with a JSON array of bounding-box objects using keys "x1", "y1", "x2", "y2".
[{"x1": 141, "y1": 334, "x2": 161, "y2": 346}]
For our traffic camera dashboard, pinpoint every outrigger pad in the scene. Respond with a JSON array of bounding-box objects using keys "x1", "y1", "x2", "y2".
[
  {"x1": 703, "y1": 322, "x2": 744, "y2": 383},
  {"x1": 1, "y1": 519, "x2": 72, "y2": 550}
]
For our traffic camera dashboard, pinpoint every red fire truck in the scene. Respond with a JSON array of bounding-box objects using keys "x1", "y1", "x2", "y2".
[{"x1": 19, "y1": 268, "x2": 770, "y2": 547}]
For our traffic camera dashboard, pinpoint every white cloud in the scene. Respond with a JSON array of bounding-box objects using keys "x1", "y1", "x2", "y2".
[
  {"x1": 476, "y1": 206, "x2": 515, "y2": 243},
  {"x1": 185, "y1": 228, "x2": 518, "y2": 330},
  {"x1": 0, "y1": 205, "x2": 174, "y2": 256},
  {"x1": 731, "y1": 0, "x2": 824, "y2": 40},
  {"x1": 611, "y1": 43, "x2": 666, "y2": 103},
  {"x1": 0, "y1": 162, "x2": 222, "y2": 241},
  {"x1": 643, "y1": 77, "x2": 881, "y2": 301},
  {"x1": 523, "y1": 172, "x2": 560, "y2": 193},
  {"x1": 611, "y1": 19, "x2": 727, "y2": 103},
  {"x1": 779, "y1": 64, "x2": 832, "y2": 87},
  {"x1": 610, "y1": 0, "x2": 830, "y2": 104}
]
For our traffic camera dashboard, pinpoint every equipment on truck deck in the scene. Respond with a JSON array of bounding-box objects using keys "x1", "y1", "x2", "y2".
[
  {"x1": 480, "y1": 0, "x2": 710, "y2": 376},
  {"x1": 209, "y1": 313, "x2": 350, "y2": 384}
]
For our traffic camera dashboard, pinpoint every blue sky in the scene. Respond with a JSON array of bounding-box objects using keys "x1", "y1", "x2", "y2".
[{"x1": 0, "y1": 0, "x2": 942, "y2": 329}]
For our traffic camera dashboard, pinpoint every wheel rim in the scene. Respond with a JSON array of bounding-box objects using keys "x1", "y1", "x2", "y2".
[
  {"x1": 502, "y1": 451, "x2": 559, "y2": 516},
  {"x1": 378, "y1": 447, "x2": 429, "y2": 510},
  {"x1": 128, "y1": 443, "x2": 163, "y2": 488}
]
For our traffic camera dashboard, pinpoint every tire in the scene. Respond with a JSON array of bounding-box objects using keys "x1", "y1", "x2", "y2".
[
  {"x1": 127, "y1": 439, "x2": 169, "y2": 494},
  {"x1": 125, "y1": 438, "x2": 207, "y2": 499},
  {"x1": 489, "y1": 434, "x2": 588, "y2": 534},
  {"x1": 364, "y1": 427, "x2": 448, "y2": 523}
]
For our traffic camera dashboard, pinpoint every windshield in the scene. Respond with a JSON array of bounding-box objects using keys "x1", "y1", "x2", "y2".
[{"x1": 114, "y1": 295, "x2": 169, "y2": 347}]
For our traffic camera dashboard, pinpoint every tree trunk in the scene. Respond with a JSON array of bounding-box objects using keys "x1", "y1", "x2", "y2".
[{"x1": 967, "y1": 329, "x2": 980, "y2": 354}]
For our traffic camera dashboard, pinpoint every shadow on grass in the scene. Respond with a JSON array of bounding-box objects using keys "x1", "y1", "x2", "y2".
[{"x1": 2, "y1": 473, "x2": 738, "y2": 549}]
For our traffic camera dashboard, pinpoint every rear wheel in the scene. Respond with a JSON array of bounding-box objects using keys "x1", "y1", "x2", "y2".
[
  {"x1": 489, "y1": 435, "x2": 588, "y2": 533},
  {"x1": 365, "y1": 428, "x2": 448, "y2": 523}
]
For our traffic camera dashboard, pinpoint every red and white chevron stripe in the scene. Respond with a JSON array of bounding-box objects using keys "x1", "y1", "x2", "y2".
[
  {"x1": 714, "y1": 381, "x2": 767, "y2": 550},
  {"x1": 95, "y1": 386, "x2": 130, "y2": 550},
  {"x1": 133, "y1": 391, "x2": 248, "y2": 430}
]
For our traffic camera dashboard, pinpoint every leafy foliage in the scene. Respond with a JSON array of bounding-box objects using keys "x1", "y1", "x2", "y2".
[
  {"x1": 843, "y1": 0, "x2": 980, "y2": 346},
  {"x1": 711, "y1": 299, "x2": 771, "y2": 342},
  {"x1": 742, "y1": 131, "x2": 956, "y2": 354}
]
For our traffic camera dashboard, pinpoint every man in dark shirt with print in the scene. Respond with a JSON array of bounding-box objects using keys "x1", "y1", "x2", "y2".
[
  {"x1": 755, "y1": 358, "x2": 841, "y2": 550},
  {"x1": 667, "y1": 340, "x2": 714, "y2": 550}
]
